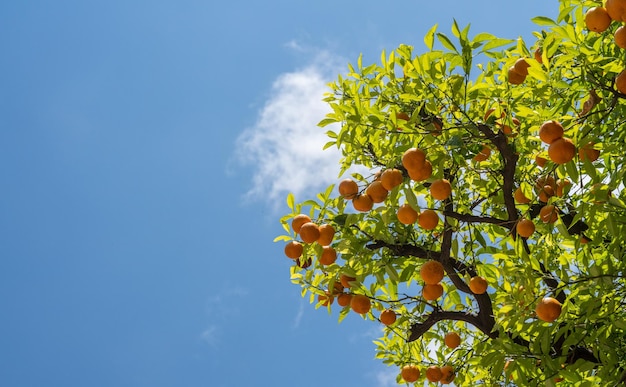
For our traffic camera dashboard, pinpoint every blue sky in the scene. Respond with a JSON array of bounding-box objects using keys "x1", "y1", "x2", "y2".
[{"x1": 0, "y1": 1, "x2": 557, "y2": 386}]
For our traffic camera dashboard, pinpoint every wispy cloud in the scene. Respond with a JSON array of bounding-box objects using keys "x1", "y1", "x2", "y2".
[
  {"x1": 371, "y1": 365, "x2": 398, "y2": 387},
  {"x1": 292, "y1": 301, "x2": 305, "y2": 330},
  {"x1": 200, "y1": 325, "x2": 219, "y2": 348},
  {"x1": 234, "y1": 47, "x2": 347, "y2": 209},
  {"x1": 200, "y1": 286, "x2": 248, "y2": 349}
]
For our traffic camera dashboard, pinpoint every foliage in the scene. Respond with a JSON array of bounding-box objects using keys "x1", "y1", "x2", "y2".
[{"x1": 276, "y1": 0, "x2": 626, "y2": 385}]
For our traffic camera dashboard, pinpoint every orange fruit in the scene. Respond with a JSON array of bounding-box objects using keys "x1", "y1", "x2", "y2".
[
  {"x1": 396, "y1": 112, "x2": 410, "y2": 121},
  {"x1": 299, "y1": 222, "x2": 320, "y2": 243},
  {"x1": 556, "y1": 179, "x2": 571, "y2": 197},
  {"x1": 585, "y1": 7, "x2": 612, "y2": 32},
  {"x1": 330, "y1": 281, "x2": 344, "y2": 295},
  {"x1": 338, "y1": 178, "x2": 359, "y2": 199},
  {"x1": 508, "y1": 66, "x2": 526, "y2": 85},
  {"x1": 318, "y1": 292, "x2": 334, "y2": 306},
  {"x1": 440, "y1": 365, "x2": 456, "y2": 384},
  {"x1": 317, "y1": 224, "x2": 335, "y2": 246},
  {"x1": 473, "y1": 145, "x2": 491, "y2": 162},
  {"x1": 539, "y1": 120, "x2": 564, "y2": 144},
  {"x1": 350, "y1": 294, "x2": 371, "y2": 314},
  {"x1": 401, "y1": 365, "x2": 421, "y2": 383},
  {"x1": 407, "y1": 160, "x2": 432, "y2": 181},
  {"x1": 425, "y1": 366, "x2": 443, "y2": 382},
  {"x1": 535, "y1": 175, "x2": 556, "y2": 191},
  {"x1": 606, "y1": 0, "x2": 626, "y2": 21},
  {"x1": 444, "y1": 332, "x2": 461, "y2": 349},
  {"x1": 534, "y1": 47, "x2": 543, "y2": 64},
  {"x1": 337, "y1": 292, "x2": 352, "y2": 307},
  {"x1": 402, "y1": 147, "x2": 426, "y2": 171},
  {"x1": 514, "y1": 187, "x2": 531, "y2": 204},
  {"x1": 578, "y1": 141, "x2": 600, "y2": 162},
  {"x1": 516, "y1": 219, "x2": 535, "y2": 238},
  {"x1": 514, "y1": 58, "x2": 530, "y2": 76},
  {"x1": 365, "y1": 180, "x2": 388, "y2": 203},
  {"x1": 535, "y1": 155, "x2": 548, "y2": 168},
  {"x1": 616, "y1": 69, "x2": 626, "y2": 94},
  {"x1": 548, "y1": 137, "x2": 576, "y2": 164},
  {"x1": 538, "y1": 185, "x2": 555, "y2": 202},
  {"x1": 295, "y1": 257, "x2": 312, "y2": 268},
  {"x1": 380, "y1": 309, "x2": 397, "y2": 326},
  {"x1": 291, "y1": 214, "x2": 312, "y2": 233},
  {"x1": 616, "y1": 25, "x2": 626, "y2": 48},
  {"x1": 469, "y1": 276, "x2": 488, "y2": 294},
  {"x1": 397, "y1": 204, "x2": 419, "y2": 225},
  {"x1": 422, "y1": 283, "x2": 444, "y2": 301},
  {"x1": 319, "y1": 246, "x2": 337, "y2": 265},
  {"x1": 430, "y1": 178, "x2": 452, "y2": 200},
  {"x1": 284, "y1": 241, "x2": 303, "y2": 259},
  {"x1": 380, "y1": 168, "x2": 404, "y2": 190},
  {"x1": 535, "y1": 296, "x2": 562, "y2": 322},
  {"x1": 418, "y1": 209, "x2": 439, "y2": 230},
  {"x1": 539, "y1": 204, "x2": 559, "y2": 223},
  {"x1": 420, "y1": 260, "x2": 445, "y2": 285},
  {"x1": 352, "y1": 194, "x2": 374, "y2": 212},
  {"x1": 340, "y1": 274, "x2": 356, "y2": 288}
]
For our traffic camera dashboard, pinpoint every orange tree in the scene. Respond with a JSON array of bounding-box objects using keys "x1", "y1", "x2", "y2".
[{"x1": 276, "y1": 0, "x2": 626, "y2": 385}]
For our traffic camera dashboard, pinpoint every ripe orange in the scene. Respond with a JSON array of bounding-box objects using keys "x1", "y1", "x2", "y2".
[
  {"x1": 284, "y1": 241, "x2": 303, "y2": 259},
  {"x1": 401, "y1": 365, "x2": 421, "y2": 383},
  {"x1": 318, "y1": 292, "x2": 334, "y2": 306},
  {"x1": 539, "y1": 120, "x2": 564, "y2": 144},
  {"x1": 292, "y1": 214, "x2": 312, "y2": 233},
  {"x1": 508, "y1": 66, "x2": 526, "y2": 85},
  {"x1": 430, "y1": 178, "x2": 452, "y2": 200},
  {"x1": 396, "y1": 112, "x2": 411, "y2": 121},
  {"x1": 473, "y1": 145, "x2": 491, "y2": 162},
  {"x1": 469, "y1": 276, "x2": 488, "y2": 294},
  {"x1": 516, "y1": 219, "x2": 535, "y2": 238},
  {"x1": 422, "y1": 283, "x2": 444, "y2": 301},
  {"x1": 514, "y1": 58, "x2": 530, "y2": 76},
  {"x1": 295, "y1": 257, "x2": 312, "y2": 268},
  {"x1": 330, "y1": 281, "x2": 344, "y2": 295},
  {"x1": 340, "y1": 274, "x2": 356, "y2": 288},
  {"x1": 418, "y1": 209, "x2": 439, "y2": 230},
  {"x1": 319, "y1": 246, "x2": 337, "y2": 265},
  {"x1": 397, "y1": 204, "x2": 419, "y2": 225},
  {"x1": 514, "y1": 187, "x2": 531, "y2": 204},
  {"x1": 299, "y1": 222, "x2": 320, "y2": 243},
  {"x1": 380, "y1": 168, "x2": 404, "y2": 190},
  {"x1": 616, "y1": 69, "x2": 626, "y2": 94},
  {"x1": 538, "y1": 184, "x2": 555, "y2": 202},
  {"x1": 606, "y1": 0, "x2": 626, "y2": 21},
  {"x1": 556, "y1": 179, "x2": 571, "y2": 197},
  {"x1": 578, "y1": 141, "x2": 600, "y2": 162},
  {"x1": 338, "y1": 178, "x2": 359, "y2": 199},
  {"x1": 444, "y1": 332, "x2": 461, "y2": 349},
  {"x1": 536, "y1": 175, "x2": 556, "y2": 191},
  {"x1": 420, "y1": 260, "x2": 445, "y2": 285},
  {"x1": 407, "y1": 160, "x2": 432, "y2": 181},
  {"x1": 539, "y1": 204, "x2": 559, "y2": 223},
  {"x1": 352, "y1": 194, "x2": 374, "y2": 212},
  {"x1": 616, "y1": 26, "x2": 626, "y2": 48},
  {"x1": 379, "y1": 309, "x2": 397, "y2": 326},
  {"x1": 534, "y1": 47, "x2": 543, "y2": 64},
  {"x1": 337, "y1": 292, "x2": 352, "y2": 307},
  {"x1": 402, "y1": 147, "x2": 426, "y2": 171},
  {"x1": 365, "y1": 180, "x2": 388, "y2": 203},
  {"x1": 585, "y1": 6, "x2": 612, "y2": 32},
  {"x1": 425, "y1": 366, "x2": 443, "y2": 382},
  {"x1": 350, "y1": 294, "x2": 371, "y2": 314},
  {"x1": 440, "y1": 365, "x2": 456, "y2": 384},
  {"x1": 535, "y1": 155, "x2": 548, "y2": 168},
  {"x1": 548, "y1": 137, "x2": 576, "y2": 164},
  {"x1": 317, "y1": 224, "x2": 335, "y2": 246},
  {"x1": 535, "y1": 296, "x2": 562, "y2": 322}
]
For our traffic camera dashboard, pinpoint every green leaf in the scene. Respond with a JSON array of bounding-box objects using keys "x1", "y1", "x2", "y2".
[
  {"x1": 531, "y1": 16, "x2": 557, "y2": 26},
  {"x1": 436, "y1": 32, "x2": 458, "y2": 53},
  {"x1": 424, "y1": 24, "x2": 438, "y2": 50}
]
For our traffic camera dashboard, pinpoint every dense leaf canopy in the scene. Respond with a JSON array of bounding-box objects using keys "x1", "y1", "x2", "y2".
[{"x1": 276, "y1": 1, "x2": 626, "y2": 385}]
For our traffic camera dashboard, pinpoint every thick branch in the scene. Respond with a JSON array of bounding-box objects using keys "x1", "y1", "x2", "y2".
[
  {"x1": 408, "y1": 310, "x2": 496, "y2": 342},
  {"x1": 442, "y1": 210, "x2": 509, "y2": 227}
]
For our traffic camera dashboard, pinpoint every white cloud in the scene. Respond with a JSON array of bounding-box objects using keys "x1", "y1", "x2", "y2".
[
  {"x1": 292, "y1": 301, "x2": 305, "y2": 330},
  {"x1": 371, "y1": 365, "x2": 399, "y2": 387},
  {"x1": 234, "y1": 48, "x2": 348, "y2": 209},
  {"x1": 200, "y1": 325, "x2": 219, "y2": 348}
]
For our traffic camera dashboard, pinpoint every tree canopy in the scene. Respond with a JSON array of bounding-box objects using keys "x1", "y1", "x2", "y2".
[{"x1": 276, "y1": 0, "x2": 626, "y2": 385}]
